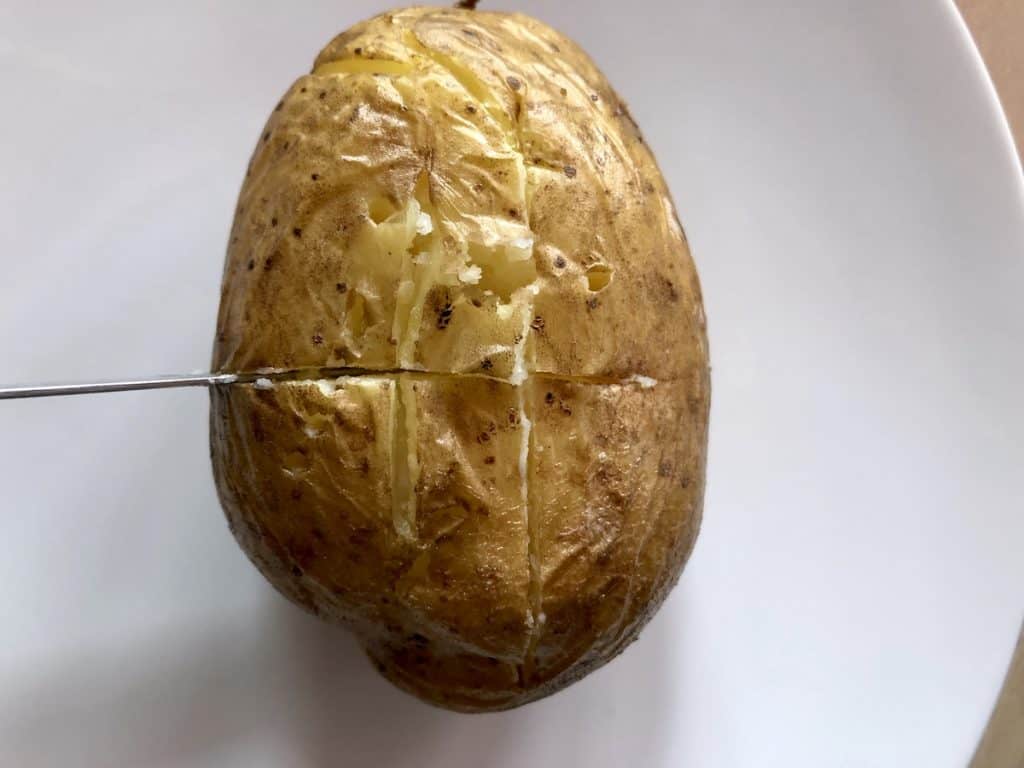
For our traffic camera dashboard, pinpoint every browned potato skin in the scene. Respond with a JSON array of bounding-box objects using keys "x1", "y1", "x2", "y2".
[
  {"x1": 212, "y1": 376, "x2": 534, "y2": 710},
  {"x1": 525, "y1": 376, "x2": 708, "y2": 698},
  {"x1": 210, "y1": 6, "x2": 710, "y2": 712}
]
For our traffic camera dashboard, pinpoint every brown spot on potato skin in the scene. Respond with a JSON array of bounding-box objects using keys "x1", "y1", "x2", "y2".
[
  {"x1": 563, "y1": 165, "x2": 577, "y2": 178},
  {"x1": 661, "y1": 276, "x2": 679, "y2": 302},
  {"x1": 437, "y1": 301, "x2": 454, "y2": 330}
]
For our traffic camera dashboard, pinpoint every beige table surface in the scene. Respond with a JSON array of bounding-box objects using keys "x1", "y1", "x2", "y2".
[{"x1": 955, "y1": 2, "x2": 1024, "y2": 766}]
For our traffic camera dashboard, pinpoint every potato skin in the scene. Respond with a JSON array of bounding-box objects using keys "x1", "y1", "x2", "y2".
[
  {"x1": 212, "y1": 376, "x2": 534, "y2": 708},
  {"x1": 525, "y1": 376, "x2": 707, "y2": 697},
  {"x1": 210, "y1": 6, "x2": 709, "y2": 712}
]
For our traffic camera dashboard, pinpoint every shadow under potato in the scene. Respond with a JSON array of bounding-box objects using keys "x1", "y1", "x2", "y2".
[
  {"x1": 279, "y1": 592, "x2": 682, "y2": 767},
  {"x1": 0, "y1": 591, "x2": 682, "y2": 767}
]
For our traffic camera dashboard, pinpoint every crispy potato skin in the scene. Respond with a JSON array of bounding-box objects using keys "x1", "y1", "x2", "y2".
[{"x1": 210, "y1": 6, "x2": 709, "y2": 712}]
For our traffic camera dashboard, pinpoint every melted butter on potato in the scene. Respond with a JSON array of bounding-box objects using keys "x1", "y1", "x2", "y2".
[{"x1": 211, "y1": 6, "x2": 709, "y2": 712}]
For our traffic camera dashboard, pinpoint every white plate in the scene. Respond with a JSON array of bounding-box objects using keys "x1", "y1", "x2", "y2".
[{"x1": 1, "y1": 1, "x2": 1022, "y2": 766}]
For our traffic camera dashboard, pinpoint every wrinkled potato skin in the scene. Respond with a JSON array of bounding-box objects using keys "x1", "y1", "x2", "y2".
[{"x1": 210, "y1": 6, "x2": 709, "y2": 712}]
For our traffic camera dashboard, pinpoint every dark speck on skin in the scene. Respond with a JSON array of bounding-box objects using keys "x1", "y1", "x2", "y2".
[
  {"x1": 506, "y1": 75, "x2": 522, "y2": 91},
  {"x1": 545, "y1": 392, "x2": 555, "y2": 405},
  {"x1": 271, "y1": 217, "x2": 278, "y2": 227},
  {"x1": 247, "y1": 259, "x2": 255, "y2": 271},
  {"x1": 262, "y1": 132, "x2": 270, "y2": 143},
  {"x1": 293, "y1": 227, "x2": 302, "y2": 238},
  {"x1": 311, "y1": 173, "x2": 319, "y2": 181},
  {"x1": 663, "y1": 277, "x2": 679, "y2": 302},
  {"x1": 354, "y1": 47, "x2": 363, "y2": 55},
  {"x1": 587, "y1": 297, "x2": 599, "y2": 310},
  {"x1": 591, "y1": 93, "x2": 599, "y2": 102},
  {"x1": 564, "y1": 165, "x2": 577, "y2": 179},
  {"x1": 554, "y1": 255, "x2": 566, "y2": 269},
  {"x1": 336, "y1": 282, "x2": 348, "y2": 293},
  {"x1": 437, "y1": 301, "x2": 454, "y2": 330},
  {"x1": 484, "y1": 456, "x2": 495, "y2": 465},
  {"x1": 560, "y1": 87, "x2": 568, "y2": 97},
  {"x1": 318, "y1": 91, "x2": 327, "y2": 99}
]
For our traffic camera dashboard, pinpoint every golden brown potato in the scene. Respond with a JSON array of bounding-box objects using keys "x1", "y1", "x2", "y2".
[{"x1": 210, "y1": 5, "x2": 709, "y2": 711}]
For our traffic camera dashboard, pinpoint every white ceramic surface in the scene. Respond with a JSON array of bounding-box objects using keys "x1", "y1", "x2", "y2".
[{"x1": 1, "y1": 1, "x2": 1022, "y2": 766}]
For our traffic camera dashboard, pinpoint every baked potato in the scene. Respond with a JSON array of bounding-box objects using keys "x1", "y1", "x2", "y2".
[{"x1": 210, "y1": 4, "x2": 709, "y2": 711}]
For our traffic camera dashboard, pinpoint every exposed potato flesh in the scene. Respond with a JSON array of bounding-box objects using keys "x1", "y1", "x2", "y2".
[{"x1": 211, "y1": 6, "x2": 710, "y2": 712}]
